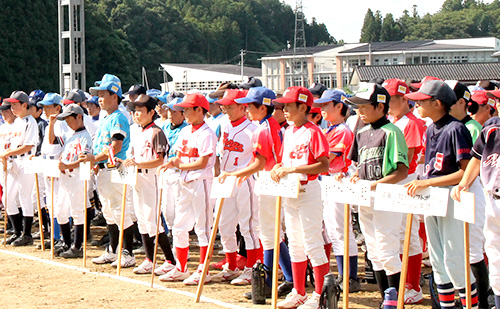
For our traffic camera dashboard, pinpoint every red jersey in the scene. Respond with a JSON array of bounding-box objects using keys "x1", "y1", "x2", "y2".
[
  {"x1": 392, "y1": 112, "x2": 425, "y2": 175},
  {"x1": 253, "y1": 116, "x2": 282, "y2": 171},
  {"x1": 323, "y1": 123, "x2": 354, "y2": 174}
]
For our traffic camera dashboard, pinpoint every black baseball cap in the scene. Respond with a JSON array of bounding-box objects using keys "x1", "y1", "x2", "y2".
[
  {"x1": 309, "y1": 83, "x2": 327, "y2": 97},
  {"x1": 239, "y1": 77, "x2": 262, "y2": 89},
  {"x1": 445, "y1": 80, "x2": 472, "y2": 104},
  {"x1": 345, "y1": 83, "x2": 390, "y2": 106},
  {"x1": 127, "y1": 94, "x2": 158, "y2": 111},
  {"x1": 126, "y1": 84, "x2": 147, "y2": 96},
  {"x1": 405, "y1": 80, "x2": 457, "y2": 106}
]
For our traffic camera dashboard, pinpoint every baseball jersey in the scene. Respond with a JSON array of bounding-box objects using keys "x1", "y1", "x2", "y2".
[
  {"x1": 483, "y1": 116, "x2": 500, "y2": 127},
  {"x1": 93, "y1": 109, "x2": 130, "y2": 163},
  {"x1": 423, "y1": 114, "x2": 472, "y2": 179},
  {"x1": 472, "y1": 124, "x2": 500, "y2": 194},
  {"x1": 131, "y1": 122, "x2": 168, "y2": 163},
  {"x1": 280, "y1": 121, "x2": 329, "y2": 181},
  {"x1": 0, "y1": 118, "x2": 23, "y2": 152},
  {"x1": 206, "y1": 112, "x2": 225, "y2": 138},
  {"x1": 35, "y1": 117, "x2": 48, "y2": 156},
  {"x1": 461, "y1": 115, "x2": 482, "y2": 143},
  {"x1": 348, "y1": 117, "x2": 408, "y2": 181},
  {"x1": 392, "y1": 112, "x2": 425, "y2": 175},
  {"x1": 159, "y1": 120, "x2": 188, "y2": 160},
  {"x1": 173, "y1": 122, "x2": 217, "y2": 182},
  {"x1": 220, "y1": 117, "x2": 257, "y2": 173},
  {"x1": 253, "y1": 115, "x2": 282, "y2": 171},
  {"x1": 323, "y1": 122, "x2": 353, "y2": 174},
  {"x1": 60, "y1": 128, "x2": 93, "y2": 165},
  {"x1": 10, "y1": 114, "x2": 39, "y2": 156},
  {"x1": 41, "y1": 120, "x2": 69, "y2": 158}
]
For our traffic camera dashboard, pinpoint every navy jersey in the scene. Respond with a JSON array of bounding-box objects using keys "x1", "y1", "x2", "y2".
[
  {"x1": 424, "y1": 114, "x2": 472, "y2": 179},
  {"x1": 472, "y1": 124, "x2": 500, "y2": 195},
  {"x1": 483, "y1": 116, "x2": 500, "y2": 128}
]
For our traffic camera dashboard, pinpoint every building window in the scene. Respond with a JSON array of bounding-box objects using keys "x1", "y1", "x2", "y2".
[
  {"x1": 393, "y1": 58, "x2": 398, "y2": 64},
  {"x1": 360, "y1": 59, "x2": 366, "y2": 66},
  {"x1": 422, "y1": 56, "x2": 429, "y2": 64},
  {"x1": 413, "y1": 57, "x2": 420, "y2": 64}
]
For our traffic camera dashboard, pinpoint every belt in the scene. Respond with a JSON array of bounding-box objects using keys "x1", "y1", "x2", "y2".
[
  {"x1": 11, "y1": 154, "x2": 25, "y2": 159},
  {"x1": 97, "y1": 163, "x2": 116, "y2": 169},
  {"x1": 42, "y1": 155, "x2": 57, "y2": 160},
  {"x1": 138, "y1": 168, "x2": 152, "y2": 174}
]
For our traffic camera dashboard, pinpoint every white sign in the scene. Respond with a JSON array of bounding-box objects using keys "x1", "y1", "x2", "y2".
[
  {"x1": 320, "y1": 176, "x2": 373, "y2": 207},
  {"x1": 374, "y1": 183, "x2": 449, "y2": 216},
  {"x1": 210, "y1": 176, "x2": 237, "y2": 198},
  {"x1": 79, "y1": 162, "x2": 91, "y2": 181},
  {"x1": 43, "y1": 159, "x2": 61, "y2": 178},
  {"x1": 254, "y1": 171, "x2": 300, "y2": 198},
  {"x1": 111, "y1": 165, "x2": 138, "y2": 186},
  {"x1": 454, "y1": 191, "x2": 475, "y2": 224},
  {"x1": 24, "y1": 157, "x2": 44, "y2": 174}
]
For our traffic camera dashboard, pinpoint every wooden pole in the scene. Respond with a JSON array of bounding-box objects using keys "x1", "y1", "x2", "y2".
[
  {"x1": 3, "y1": 163, "x2": 7, "y2": 247},
  {"x1": 195, "y1": 198, "x2": 225, "y2": 303},
  {"x1": 343, "y1": 203, "x2": 350, "y2": 308},
  {"x1": 464, "y1": 222, "x2": 471, "y2": 309},
  {"x1": 271, "y1": 196, "x2": 283, "y2": 309},
  {"x1": 397, "y1": 213, "x2": 413, "y2": 309},
  {"x1": 83, "y1": 179, "x2": 88, "y2": 268},
  {"x1": 34, "y1": 173, "x2": 45, "y2": 251},
  {"x1": 151, "y1": 187, "x2": 163, "y2": 287},
  {"x1": 116, "y1": 183, "x2": 128, "y2": 276},
  {"x1": 50, "y1": 177, "x2": 55, "y2": 259}
]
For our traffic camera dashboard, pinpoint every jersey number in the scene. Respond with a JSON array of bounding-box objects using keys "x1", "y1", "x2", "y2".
[{"x1": 233, "y1": 157, "x2": 239, "y2": 166}]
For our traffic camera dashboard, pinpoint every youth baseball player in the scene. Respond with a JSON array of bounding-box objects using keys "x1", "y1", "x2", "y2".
[
  {"x1": 405, "y1": 80, "x2": 478, "y2": 308},
  {"x1": 157, "y1": 93, "x2": 217, "y2": 284},
  {"x1": 271, "y1": 86, "x2": 330, "y2": 309}
]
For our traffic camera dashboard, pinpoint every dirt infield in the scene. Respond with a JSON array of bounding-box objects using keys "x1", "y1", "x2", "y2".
[{"x1": 0, "y1": 221, "x2": 435, "y2": 308}]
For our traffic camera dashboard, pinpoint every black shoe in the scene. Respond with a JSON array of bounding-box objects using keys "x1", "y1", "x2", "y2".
[
  {"x1": 12, "y1": 234, "x2": 34, "y2": 246},
  {"x1": 55, "y1": 242, "x2": 69, "y2": 256},
  {"x1": 3, "y1": 233, "x2": 21, "y2": 245},
  {"x1": 277, "y1": 280, "x2": 294, "y2": 297},
  {"x1": 243, "y1": 284, "x2": 272, "y2": 300},
  {"x1": 60, "y1": 246, "x2": 83, "y2": 259},
  {"x1": 91, "y1": 212, "x2": 106, "y2": 226},
  {"x1": 32, "y1": 231, "x2": 50, "y2": 240}
]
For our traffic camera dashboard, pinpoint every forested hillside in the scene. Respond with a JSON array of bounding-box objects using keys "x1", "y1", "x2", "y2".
[{"x1": 0, "y1": 0, "x2": 333, "y2": 96}]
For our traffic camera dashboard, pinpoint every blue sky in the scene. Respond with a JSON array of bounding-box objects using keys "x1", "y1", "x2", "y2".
[{"x1": 282, "y1": 0, "x2": 493, "y2": 43}]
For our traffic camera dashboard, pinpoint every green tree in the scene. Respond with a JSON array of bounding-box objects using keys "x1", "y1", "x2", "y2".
[
  {"x1": 360, "y1": 9, "x2": 376, "y2": 42},
  {"x1": 381, "y1": 13, "x2": 403, "y2": 41}
]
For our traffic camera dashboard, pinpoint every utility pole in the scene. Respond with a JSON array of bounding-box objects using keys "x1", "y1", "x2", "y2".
[
  {"x1": 292, "y1": 0, "x2": 308, "y2": 86},
  {"x1": 240, "y1": 49, "x2": 245, "y2": 82},
  {"x1": 58, "y1": 0, "x2": 86, "y2": 95}
]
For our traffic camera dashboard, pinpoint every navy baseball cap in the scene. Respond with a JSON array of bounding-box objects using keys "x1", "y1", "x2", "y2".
[
  {"x1": 126, "y1": 84, "x2": 147, "y2": 96},
  {"x1": 405, "y1": 80, "x2": 457, "y2": 106},
  {"x1": 346, "y1": 83, "x2": 390, "y2": 106},
  {"x1": 309, "y1": 83, "x2": 327, "y2": 97},
  {"x1": 90, "y1": 74, "x2": 123, "y2": 98},
  {"x1": 239, "y1": 77, "x2": 262, "y2": 89},
  {"x1": 235, "y1": 87, "x2": 276, "y2": 106},
  {"x1": 314, "y1": 89, "x2": 348, "y2": 105},
  {"x1": 37, "y1": 93, "x2": 63, "y2": 107},
  {"x1": 28, "y1": 90, "x2": 46, "y2": 106}
]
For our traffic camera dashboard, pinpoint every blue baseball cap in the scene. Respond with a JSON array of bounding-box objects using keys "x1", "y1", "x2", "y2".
[
  {"x1": 314, "y1": 89, "x2": 349, "y2": 105},
  {"x1": 235, "y1": 87, "x2": 276, "y2": 106},
  {"x1": 146, "y1": 89, "x2": 161, "y2": 97},
  {"x1": 29, "y1": 90, "x2": 46, "y2": 106},
  {"x1": 156, "y1": 92, "x2": 170, "y2": 104},
  {"x1": 87, "y1": 96, "x2": 99, "y2": 105},
  {"x1": 37, "y1": 93, "x2": 63, "y2": 107},
  {"x1": 205, "y1": 93, "x2": 218, "y2": 104},
  {"x1": 90, "y1": 74, "x2": 123, "y2": 98},
  {"x1": 166, "y1": 97, "x2": 184, "y2": 111}
]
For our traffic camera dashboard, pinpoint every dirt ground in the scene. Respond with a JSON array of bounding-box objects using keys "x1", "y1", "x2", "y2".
[{"x1": 0, "y1": 221, "x2": 435, "y2": 308}]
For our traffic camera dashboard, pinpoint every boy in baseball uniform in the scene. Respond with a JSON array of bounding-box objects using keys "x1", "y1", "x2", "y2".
[
  {"x1": 80, "y1": 74, "x2": 136, "y2": 268},
  {"x1": 47, "y1": 104, "x2": 92, "y2": 258},
  {"x1": 383, "y1": 79, "x2": 425, "y2": 304},
  {"x1": 312, "y1": 89, "x2": 360, "y2": 292},
  {"x1": 271, "y1": 86, "x2": 330, "y2": 309},
  {"x1": 346, "y1": 83, "x2": 409, "y2": 302},
  {"x1": 209, "y1": 89, "x2": 260, "y2": 286},
  {"x1": 157, "y1": 93, "x2": 217, "y2": 285},
  {"x1": 405, "y1": 80, "x2": 478, "y2": 308},
  {"x1": 122, "y1": 95, "x2": 176, "y2": 274},
  {"x1": 0, "y1": 91, "x2": 39, "y2": 246}
]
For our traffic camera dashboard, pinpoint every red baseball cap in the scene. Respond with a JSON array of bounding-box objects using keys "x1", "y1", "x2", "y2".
[
  {"x1": 310, "y1": 107, "x2": 322, "y2": 114},
  {"x1": 486, "y1": 90, "x2": 500, "y2": 100},
  {"x1": 273, "y1": 86, "x2": 314, "y2": 107},
  {"x1": 409, "y1": 76, "x2": 441, "y2": 91},
  {"x1": 215, "y1": 89, "x2": 247, "y2": 105},
  {"x1": 382, "y1": 79, "x2": 409, "y2": 96},
  {"x1": 472, "y1": 91, "x2": 496, "y2": 108},
  {"x1": 176, "y1": 93, "x2": 209, "y2": 111}
]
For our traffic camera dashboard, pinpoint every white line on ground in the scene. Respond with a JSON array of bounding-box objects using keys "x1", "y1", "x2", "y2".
[{"x1": 0, "y1": 249, "x2": 247, "y2": 309}]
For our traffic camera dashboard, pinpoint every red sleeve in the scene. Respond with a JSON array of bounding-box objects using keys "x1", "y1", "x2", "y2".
[
  {"x1": 403, "y1": 119, "x2": 424, "y2": 149},
  {"x1": 328, "y1": 127, "x2": 354, "y2": 154},
  {"x1": 308, "y1": 124, "x2": 329, "y2": 160}
]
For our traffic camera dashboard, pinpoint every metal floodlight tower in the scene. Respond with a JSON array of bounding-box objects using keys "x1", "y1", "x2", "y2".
[
  {"x1": 292, "y1": 0, "x2": 308, "y2": 86},
  {"x1": 58, "y1": 0, "x2": 86, "y2": 95}
]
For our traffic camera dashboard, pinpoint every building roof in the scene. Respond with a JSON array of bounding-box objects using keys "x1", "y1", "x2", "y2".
[
  {"x1": 263, "y1": 45, "x2": 340, "y2": 58},
  {"x1": 161, "y1": 63, "x2": 261, "y2": 77},
  {"x1": 351, "y1": 62, "x2": 500, "y2": 84},
  {"x1": 339, "y1": 40, "x2": 492, "y2": 54}
]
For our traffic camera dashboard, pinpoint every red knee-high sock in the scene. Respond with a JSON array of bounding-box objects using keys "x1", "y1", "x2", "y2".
[
  {"x1": 246, "y1": 249, "x2": 259, "y2": 268},
  {"x1": 418, "y1": 222, "x2": 427, "y2": 253},
  {"x1": 292, "y1": 261, "x2": 308, "y2": 296},
  {"x1": 314, "y1": 262, "x2": 330, "y2": 294},
  {"x1": 175, "y1": 246, "x2": 189, "y2": 272},
  {"x1": 406, "y1": 253, "x2": 422, "y2": 292},
  {"x1": 226, "y1": 252, "x2": 238, "y2": 270},
  {"x1": 199, "y1": 246, "x2": 208, "y2": 265},
  {"x1": 324, "y1": 243, "x2": 332, "y2": 264},
  {"x1": 257, "y1": 240, "x2": 264, "y2": 263}
]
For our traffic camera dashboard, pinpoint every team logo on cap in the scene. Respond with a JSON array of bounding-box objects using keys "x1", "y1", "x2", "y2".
[
  {"x1": 298, "y1": 94, "x2": 308, "y2": 103},
  {"x1": 111, "y1": 86, "x2": 119, "y2": 93},
  {"x1": 341, "y1": 95, "x2": 346, "y2": 103},
  {"x1": 377, "y1": 94, "x2": 386, "y2": 103},
  {"x1": 398, "y1": 85, "x2": 407, "y2": 94},
  {"x1": 464, "y1": 91, "x2": 471, "y2": 100},
  {"x1": 263, "y1": 98, "x2": 271, "y2": 105},
  {"x1": 488, "y1": 98, "x2": 495, "y2": 107}
]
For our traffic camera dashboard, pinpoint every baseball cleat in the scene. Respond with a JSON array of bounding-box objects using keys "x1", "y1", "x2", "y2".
[
  {"x1": 133, "y1": 259, "x2": 156, "y2": 274},
  {"x1": 404, "y1": 283, "x2": 423, "y2": 304},
  {"x1": 211, "y1": 264, "x2": 241, "y2": 282},
  {"x1": 182, "y1": 269, "x2": 212, "y2": 286},
  {"x1": 297, "y1": 292, "x2": 320, "y2": 309},
  {"x1": 230, "y1": 267, "x2": 252, "y2": 285},
  {"x1": 277, "y1": 289, "x2": 308, "y2": 308},
  {"x1": 154, "y1": 261, "x2": 176, "y2": 276},
  {"x1": 111, "y1": 249, "x2": 136, "y2": 268},
  {"x1": 92, "y1": 246, "x2": 118, "y2": 264},
  {"x1": 60, "y1": 246, "x2": 83, "y2": 259},
  {"x1": 158, "y1": 267, "x2": 189, "y2": 282}
]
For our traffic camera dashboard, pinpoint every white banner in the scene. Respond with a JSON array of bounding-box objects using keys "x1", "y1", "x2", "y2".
[
  {"x1": 43, "y1": 159, "x2": 61, "y2": 178},
  {"x1": 320, "y1": 176, "x2": 373, "y2": 207},
  {"x1": 254, "y1": 171, "x2": 300, "y2": 198},
  {"x1": 210, "y1": 176, "x2": 237, "y2": 199},
  {"x1": 24, "y1": 157, "x2": 44, "y2": 174},
  {"x1": 374, "y1": 183, "x2": 449, "y2": 216},
  {"x1": 453, "y1": 191, "x2": 475, "y2": 224},
  {"x1": 111, "y1": 165, "x2": 138, "y2": 186},
  {"x1": 79, "y1": 162, "x2": 91, "y2": 181}
]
